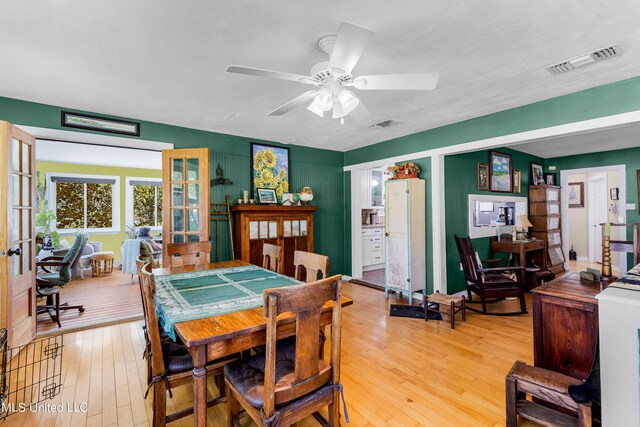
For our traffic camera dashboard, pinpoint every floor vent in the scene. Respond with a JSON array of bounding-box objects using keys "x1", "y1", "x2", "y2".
[
  {"x1": 546, "y1": 43, "x2": 621, "y2": 75},
  {"x1": 369, "y1": 119, "x2": 400, "y2": 129}
]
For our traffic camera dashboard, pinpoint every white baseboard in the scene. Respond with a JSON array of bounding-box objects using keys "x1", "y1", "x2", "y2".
[{"x1": 576, "y1": 256, "x2": 589, "y2": 262}]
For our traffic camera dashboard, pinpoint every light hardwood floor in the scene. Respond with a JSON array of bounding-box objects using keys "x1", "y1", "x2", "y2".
[
  {"x1": 36, "y1": 271, "x2": 143, "y2": 337},
  {"x1": 4, "y1": 281, "x2": 536, "y2": 427}
]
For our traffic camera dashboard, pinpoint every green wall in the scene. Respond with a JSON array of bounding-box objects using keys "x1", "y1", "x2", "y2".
[
  {"x1": 345, "y1": 75, "x2": 640, "y2": 166},
  {"x1": 444, "y1": 148, "x2": 544, "y2": 293},
  {"x1": 546, "y1": 146, "x2": 640, "y2": 266},
  {"x1": 36, "y1": 161, "x2": 161, "y2": 261},
  {"x1": 0, "y1": 96, "x2": 346, "y2": 274}
]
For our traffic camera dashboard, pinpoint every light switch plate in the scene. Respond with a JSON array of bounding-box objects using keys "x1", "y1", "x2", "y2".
[{"x1": 626, "y1": 203, "x2": 636, "y2": 210}]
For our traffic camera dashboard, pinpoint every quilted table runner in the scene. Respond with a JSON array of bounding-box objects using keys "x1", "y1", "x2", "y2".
[
  {"x1": 154, "y1": 265, "x2": 301, "y2": 340},
  {"x1": 610, "y1": 262, "x2": 640, "y2": 292}
]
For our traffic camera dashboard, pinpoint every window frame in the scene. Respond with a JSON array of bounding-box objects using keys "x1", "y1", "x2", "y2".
[
  {"x1": 46, "y1": 172, "x2": 121, "y2": 235},
  {"x1": 125, "y1": 176, "x2": 162, "y2": 232}
]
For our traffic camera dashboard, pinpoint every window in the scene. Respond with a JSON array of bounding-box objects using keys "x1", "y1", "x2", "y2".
[
  {"x1": 47, "y1": 173, "x2": 120, "y2": 233},
  {"x1": 125, "y1": 177, "x2": 162, "y2": 230}
]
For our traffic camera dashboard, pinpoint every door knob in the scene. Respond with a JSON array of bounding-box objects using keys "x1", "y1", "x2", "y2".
[
  {"x1": 8, "y1": 247, "x2": 21, "y2": 256},
  {"x1": 385, "y1": 232, "x2": 390, "y2": 237}
]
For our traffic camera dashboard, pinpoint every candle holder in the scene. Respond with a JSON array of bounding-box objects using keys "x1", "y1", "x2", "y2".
[{"x1": 601, "y1": 236, "x2": 617, "y2": 283}]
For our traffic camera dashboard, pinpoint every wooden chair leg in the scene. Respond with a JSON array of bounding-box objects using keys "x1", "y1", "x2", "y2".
[
  {"x1": 152, "y1": 379, "x2": 167, "y2": 427},
  {"x1": 505, "y1": 375, "x2": 517, "y2": 427},
  {"x1": 328, "y1": 389, "x2": 340, "y2": 426},
  {"x1": 450, "y1": 301, "x2": 455, "y2": 329},
  {"x1": 424, "y1": 296, "x2": 429, "y2": 322},
  {"x1": 461, "y1": 296, "x2": 466, "y2": 321},
  {"x1": 226, "y1": 384, "x2": 239, "y2": 427},
  {"x1": 577, "y1": 404, "x2": 592, "y2": 427}
]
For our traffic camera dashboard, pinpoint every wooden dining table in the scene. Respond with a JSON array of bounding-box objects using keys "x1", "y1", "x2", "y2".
[{"x1": 153, "y1": 260, "x2": 353, "y2": 426}]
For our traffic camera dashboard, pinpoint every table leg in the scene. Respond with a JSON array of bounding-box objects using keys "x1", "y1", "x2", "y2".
[{"x1": 192, "y1": 345, "x2": 207, "y2": 427}]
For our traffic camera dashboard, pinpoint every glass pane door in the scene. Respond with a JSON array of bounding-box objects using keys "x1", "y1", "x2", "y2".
[
  {"x1": 2, "y1": 122, "x2": 37, "y2": 348},
  {"x1": 162, "y1": 148, "x2": 210, "y2": 266}
]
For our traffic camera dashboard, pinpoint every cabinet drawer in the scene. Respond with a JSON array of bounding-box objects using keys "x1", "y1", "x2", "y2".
[
  {"x1": 530, "y1": 202, "x2": 560, "y2": 216},
  {"x1": 371, "y1": 228, "x2": 384, "y2": 236},
  {"x1": 371, "y1": 253, "x2": 384, "y2": 264},
  {"x1": 371, "y1": 236, "x2": 383, "y2": 243},
  {"x1": 362, "y1": 229, "x2": 373, "y2": 237},
  {"x1": 372, "y1": 243, "x2": 383, "y2": 251},
  {"x1": 531, "y1": 215, "x2": 561, "y2": 231}
]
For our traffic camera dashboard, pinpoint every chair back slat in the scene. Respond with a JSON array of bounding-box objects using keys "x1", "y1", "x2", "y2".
[
  {"x1": 166, "y1": 241, "x2": 211, "y2": 267},
  {"x1": 262, "y1": 243, "x2": 283, "y2": 274},
  {"x1": 136, "y1": 256, "x2": 149, "y2": 323},
  {"x1": 261, "y1": 276, "x2": 342, "y2": 408},
  {"x1": 293, "y1": 250, "x2": 329, "y2": 282},
  {"x1": 140, "y1": 264, "x2": 166, "y2": 377},
  {"x1": 455, "y1": 235, "x2": 479, "y2": 281}
]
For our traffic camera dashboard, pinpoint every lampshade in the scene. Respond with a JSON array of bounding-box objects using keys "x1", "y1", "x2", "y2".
[
  {"x1": 307, "y1": 102, "x2": 324, "y2": 117},
  {"x1": 332, "y1": 100, "x2": 347, "y2": 119},
  {"x1": 516, "y1": 215, "x2": 533, "y2": 228},
  {"x1": 312, "y1": 88, "x2": 333, "y2": 111},
  {"x1": 338, "y1": 89, "x2": 359, "y2": 115}
]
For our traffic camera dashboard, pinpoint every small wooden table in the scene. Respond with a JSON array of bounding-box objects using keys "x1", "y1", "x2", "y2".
[
  {"x1": 490, "y1": 239, "x2": 548, "y2": 289},
  {"x1": 531, "y1": 272, "x2": 604, "y2": 380},
  {"x1": 154, "y1": 260, "x2": 353, "y2": 427}
]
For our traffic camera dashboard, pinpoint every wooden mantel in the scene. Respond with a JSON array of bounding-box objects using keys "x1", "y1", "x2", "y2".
[{"x1": 230, "y1": 204, "x2": 318, "y2": 213}]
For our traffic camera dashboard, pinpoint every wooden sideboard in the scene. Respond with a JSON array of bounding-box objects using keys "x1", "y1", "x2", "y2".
[
  {"x1": 231, "y1": 205, "x2": 318, "y2": 277},
  {"x1": 532, "y1": 272, "x2": 601, "y2": 380}
]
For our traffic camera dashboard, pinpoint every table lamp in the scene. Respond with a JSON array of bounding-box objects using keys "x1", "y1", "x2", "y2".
[{"x1": 516, "y1": 215, "x2": 533, "y2": 240}]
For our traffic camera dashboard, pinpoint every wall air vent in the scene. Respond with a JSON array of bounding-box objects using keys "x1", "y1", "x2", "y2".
[
  {"x1": 546, "y1": 43, "x2": 621, "y2": 75},
  {"x1": 369, "y1": 119, "x2": 400, "y2": 129}
]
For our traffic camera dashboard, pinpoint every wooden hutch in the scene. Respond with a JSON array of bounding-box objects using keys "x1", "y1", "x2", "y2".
[
  {"x1": 231, "y1": 205, "x2": 318, "y2": 277},
  {"x1": 529, "y1": 185, "x2": 565, "y2": 274}
]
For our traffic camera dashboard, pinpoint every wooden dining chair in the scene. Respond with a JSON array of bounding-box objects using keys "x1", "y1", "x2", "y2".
[
  {"x1": 166, "y1": 241, "x2": 211, "y2": 267},
  {"x1": 140, "y1": 263, "x2": 236, "y2": 426},
  {"x1": 262, "y1": 243, "x2": 283, "y2": 274},
  {"x1": 224, "y1": 275, "x2": 346, "y2": 427},
  {"x1": 293, "y1": 250, "x2": 329, "y2": 282}
]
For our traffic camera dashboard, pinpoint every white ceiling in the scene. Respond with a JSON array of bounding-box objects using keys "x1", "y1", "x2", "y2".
[
  {"x1": 2, "y1": 1, "x2": 640, "y2": 152},
  {"x1": 511, "y1": 122, "x2": 640, "y2": 159}
]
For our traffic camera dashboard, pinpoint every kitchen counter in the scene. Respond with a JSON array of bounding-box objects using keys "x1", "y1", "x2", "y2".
[{"x1": 362, "y1": 224, "x2": 385, "y2": 228}]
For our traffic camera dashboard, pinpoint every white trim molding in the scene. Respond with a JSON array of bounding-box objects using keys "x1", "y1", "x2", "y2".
[
  {"x1": 46, "y1": 172, "x2": 121, "y2": 235},
  {"x1": 125, "y1": 176, "x2": 162, "y2": 232}
]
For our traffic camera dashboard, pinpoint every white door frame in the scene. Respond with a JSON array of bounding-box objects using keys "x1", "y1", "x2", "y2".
[
  {"x1": 587, "y1": 173, "x2": 608, "y2": 263},
  {"x1": 346, "y1": 110, "x2": 640, "y2": 293},
  {"x1": 560, "y1": 165, "x2": 626, "y2": 273}
]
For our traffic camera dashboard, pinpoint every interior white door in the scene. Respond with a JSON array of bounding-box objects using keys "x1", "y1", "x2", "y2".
[
  {"x1": 588, "y1": 174, "x2": 608, "y2": 263},
  {"x1": 385, "y1": 180, "x2": 409, "y2": 291}
]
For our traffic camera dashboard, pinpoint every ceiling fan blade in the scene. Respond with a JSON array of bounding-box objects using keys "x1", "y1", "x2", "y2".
[
  {"x1": 352, "y1": 72, "x2": 439, "y2": 90},
  {"x1": 227, "y1": 65, "x2": 313, "y2": 84},
  {"x1": 267, "y1": 90, "x2": 318, "y2": 116},
  {"x1": 327, "y1": 22, "x2": 374, "y2": 75},
  {"x1": 349, "y1": 100, "x2": 372, "y2": 122}
]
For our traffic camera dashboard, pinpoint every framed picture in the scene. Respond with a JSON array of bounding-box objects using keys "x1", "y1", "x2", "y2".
[
  {"x1": 513, "y1": 169, "x2": 521, "y2": 193},
  {"x1": 610, "y1": 187, "x2": 619, "y2": 200},
  {"x1": 257, "y1": 188, "x2": 278, "y2": 204},
  {"x1": 568, "y1": 182, "x2": 585, "y2": 208},
  {"x1": 477, "y1": 163, "x2": 489, "y2": 191},
  {"x1": 489, "y1": 151, "x2": 512, "y2": 192},
  {"x1": 544, "y1": 173, "x2": 556, "y2": 186},
  {"x1": 530, "y1": 162, "x2": 544, "y2": 186},
  {"x1": 61, "y1": 111, "x2": 140, "y2": 136},
  {"x1": 251, "y1": 143, "x2": 290, "y2": 199}
]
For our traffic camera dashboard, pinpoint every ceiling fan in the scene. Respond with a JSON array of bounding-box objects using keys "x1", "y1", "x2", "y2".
[{"x1": 226, "y1": 22, "x2": 439, "y2": 122}]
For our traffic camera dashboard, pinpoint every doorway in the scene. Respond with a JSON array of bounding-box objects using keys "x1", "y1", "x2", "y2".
[{"x1": 562, "y1": 165, "x2": 626, "y2": 274}]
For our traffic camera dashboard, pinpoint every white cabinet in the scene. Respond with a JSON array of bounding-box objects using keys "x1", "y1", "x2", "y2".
[
  {"x1": 384, "y1": 178, "x2": 426, "y2": 304},
  {"x1": 362, "y1": 227, "x2": 385, "y2": 269}
]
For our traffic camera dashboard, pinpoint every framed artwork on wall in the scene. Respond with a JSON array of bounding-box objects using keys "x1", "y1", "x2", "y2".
[
  {"x1": 477, "y1": 163, "x2": 489, "y2": 191},
  {"x1": 257, "y1": 188, "x2": 278, "y2": 204},
  {"x1": 530, "y1": 162, "x2": 544, "y2": 186},
  {"x1": 489, "y1": 151, "x2": 512, "y2": 192},
  {"x1": 610, "y1": 187, "x2": 619, "y2": 200},
  {"x1": 513, "y1": 169, "x2": 521, "y2": 193},
  {"x1": 251, "y1": 143, "x2": 290, "y2": 199},
  {"x1": 568, "y1": 182, "x2": 585, "y2": 208},
  {"x1": 544, "y1": 173, "x2": 556, "y2": 186}
]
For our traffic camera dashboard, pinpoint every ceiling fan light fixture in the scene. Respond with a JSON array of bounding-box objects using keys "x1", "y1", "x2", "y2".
[
  {"x1": 307, "y1": 102, "x2": 324, "y2": 117},
  {"x1": 313, "y1": 88, "x2": 333, "y2": 111},
  {"x1": 338, "y1": 89, "x2": 359, "y2": 115}
]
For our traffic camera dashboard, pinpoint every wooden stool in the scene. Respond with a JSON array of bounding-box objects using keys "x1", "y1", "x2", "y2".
[
  {"x1": 91, "y1": 251, "x2": 114, "y2": 276},
  {"x1": 425, "y1": 291, "x2": 465, "y2": 329}
]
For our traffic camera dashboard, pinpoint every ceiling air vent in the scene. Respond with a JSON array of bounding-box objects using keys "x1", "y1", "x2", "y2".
[
  {"x1": 369, "y1": 119, "x2": 400, "y2": 129},
  {"x1": 546, "y1": 43, "x2": 621, "y2": 75}
]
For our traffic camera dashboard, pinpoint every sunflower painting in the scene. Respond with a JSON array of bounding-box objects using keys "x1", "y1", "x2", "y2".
[{"x1": 251, "y1": 143, "x2": 290, "y2": 200}]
